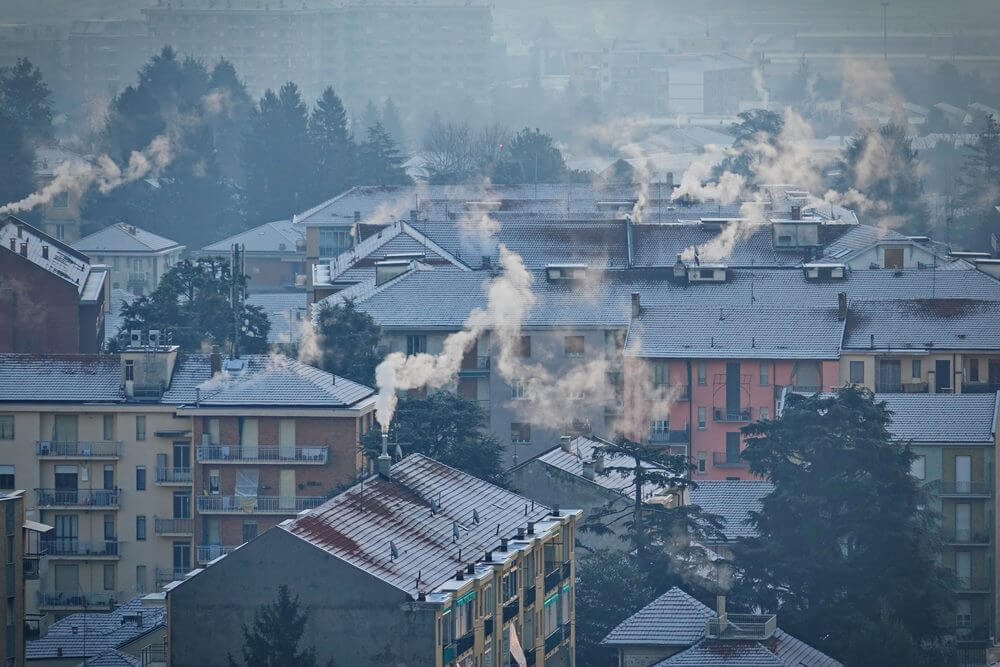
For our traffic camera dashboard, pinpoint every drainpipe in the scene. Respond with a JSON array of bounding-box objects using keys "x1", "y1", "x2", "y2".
[{"x1": 686, "y1": 360, "x2": 694, "y2": 463}]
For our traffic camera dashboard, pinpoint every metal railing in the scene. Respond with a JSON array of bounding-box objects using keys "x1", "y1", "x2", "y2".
[
  {"x1": 456, "y1": 631, "x2": 474, "y2": 655},
  {"x1": 545, "y1": 628, "x2": 563, "y2": 653},
  {"x1": 962, "y1": 382, "x2": 1000, "y2": 394},
  {"x1": 459, "y1": 355, "x2": 491, "y2": 372},
  {"x1": 706, "y1": 614, "x2": 777, "y2": 640},
  {"x1": 154, "y1": 517, "x2": 193, "y2": 535},
  {"x1": 36, "y1": 440, "x2": 122, "y2": 457},
  {"x1": 650, "y1": 427, "x2": 690, "y2": 444},
  {"x1": 196, "y1": 495, "x2": 325, "y2": 514},
  {"x1": 155, "y1": 567, "x2": 190, "y2": 586},
  {"x1": 789, "y1": 385, "x2": 822, "y2": 394},
  {"x1": 196, "y1": 544, "x2": 237, "y2": 563},
  {"x1": 35, "y1": 488, "x2": 120, "y2": 508},
  {"x1": 938, "y1": 481, "x2": 991, "y2": 496},
  {"x1": 155, "y1": 467, "x2": 192, "y2": 484},
  {"x1": 713, "y1": 407, "x2": 752, "y2": 423},
  {"x1": 502, "y1": 599, "x2": 519, "y2": 623},
  {"x1": 544, "y1": 568, "x2": 562, "y2": 593},
  {"x1": 42, "y1": 538, "x2": 120, "y2": 558},
  {"x1": 950, "y1": 530, "x2": 990, "y2": 545},
  {"x1": 140, "y1": 642, "x2": 167, "y2": 666},
  {"x1": 713, "y1": 452, "x2": 748, "y2": 469},
  {"x1": 38, "y1": 591, "x2": 125, "y2": 609},
  {"x1": 196, "y1": 445, "x2": 328, "y2": 464}
]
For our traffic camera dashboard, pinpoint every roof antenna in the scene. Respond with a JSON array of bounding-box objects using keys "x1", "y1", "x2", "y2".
[
  {"x1": 472, "y1": 509, "x2": 480, "y2": 524},
  {"x1": 496, "y1": 523, "x2": 500, "y2": 535},
  {"x1": 390, "y1": 541, "x2": 399, "y2": 560},
  {"x1": 452, "y1": 521, "x2": 460, "y2": 543}
]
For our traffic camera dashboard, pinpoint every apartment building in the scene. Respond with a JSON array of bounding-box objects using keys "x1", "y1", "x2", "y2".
[
  {"x1": 0, "y1": 345, "x2": 374, "y2": 624},
  {"x1": 72, "y1": 224, "x2": 184, "y2": 297},
  {"x1": 33, "y1": 148, "x2": 93, "y2": 245},
  {"x1": 0, "y1": 491, "x2": 48, "y2": 667},
  {"x1": 0, "y1": 217, "x2": 109, "y2": 354},
  {"x1": 167, "y1": 454, "x2": 578, "y2": 667},
  {"x1": 197, "y1": 220, "x2": 305, "y2": 293},
  {"x1": 66, "y1": 20, "x2": 152, "y2": 109},
  {"x1": 878, "y1": 393, "x2": 999, "y2": 645}
]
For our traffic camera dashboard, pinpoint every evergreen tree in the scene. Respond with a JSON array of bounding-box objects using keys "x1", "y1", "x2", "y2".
[
  {"x1": 0, "y1": 111, "x2": 36, "y2": 209},
  {"x1": 228, "y1": 585, "x2": 320, "y2": 667},
  {"x1": 309, "y1": 87, "x2": 354, "y2": 200},
  {"x1": 119, "y1": 257, "x2": 269, "y2": 353},
  {"x1": 713, "y1": 109, "x2": 784, "y2": 183},
  {"x1": 381, "y1": 97, "x2": 406, "y2": 151},
  {"x1": 955, "y1": 114, "x2": 1000, "y2": 249},
  {"x1": 492, "y1": 127, "x2": 567, "y2": 184},
  {"x1": 356, "y1": 121, "x2": 411, "y2": 185},
  {"x1": 361, "y1": 393, "x2": 505, "y2": 485},
  {"x1": 360, "y1": 99, "x2": 381, "y2": 135},
  {"x1": 209, "y1": 59, "x2": 255, "y2": 183},
  {"x1": 731, "y1": 387, "x2": 954, "y2": 661},
  {"x1": 0, "y1": 57, "x2": 53, "y2": 141},
  {"x1": 242, "y1": 82, "x2": 313, "y2": 223},
  {"x1": 312, "y1": 298, "x2": 381, "y2": 386}
]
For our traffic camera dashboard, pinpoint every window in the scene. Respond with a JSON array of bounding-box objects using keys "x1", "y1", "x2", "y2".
[
  {"x1": 103, "y1": 415, "x2": 114, "y2": 441},
  {"x1": 124, "y1": 360, "x2": 134, "y2": 381},
  {"x1": 650, "y1": 419, "x2": 669, "y2": 436},
  {"x1": 519, "y1": 336, "x2": 531, "y2": 358},
  {"x1": 759, "y1": 363, "x2": 769, "y2": 386},
  {"x1": 406, "y1": 335, "x2": 427, "y2": 355},
  {"x1": 208, "y1": 469, "x2": 220, "y2": 494},
  {"x1": 910, "y1": 455, "x2": 926, "y2": 480},
  {"x1": 103, "y1": 464, "x2": 114, "y2": 490},
  {"x1": 455, "y1": 594, "x2": 473, "y2": 638},
  {"x1": 697, "y1": 407, "x2": 707, "y2": 430},
  {"x1": 135, "y1": 466, "x2": 146, "y2": 491},
  {"x1": 104, "y1": 514, "x2": 115, "y2": 540},
  {"x1": 969, "y1": 360, "x2": 980, "y2": 382},
  {"x1": 242, "y1": 521, "x2": 258, "y2": 543},
  {"x1": 52, "y1": 192, "x2": 68, "y2": 208},
  {"x1": 651, "y1": 360, "x2": 669, "y2": 388},
  {"x1": 697, "y1": 361, "x2": 706, "y2": 385},
  {"x1": 0, "y1": 416, "x2": 13, "y2": 440},
  {"x1": 136, "y1": 515, "x2": 146, "y2": 541},
  {"x1": 564, "y1": 336, "x2": 585, "y2": 357},
  {"x1": 318, "y1": 228, "x2": 352, "y2": 257},
  {"x1": 135, "y1": 415, "x2": 146, "y2": 441},
  {"x1": 759, "y1": 407, "x2": 769, "y2": 421},
  {"x1": 0, "y1": 467, "x2": 12, "y2": 491},
  {"x1": 956, "y1": 599, "x2": 972, "y2": 629},
  {"x1": 136, "y1": 565, "x2": 147, "y2": 594},
  {"x1": 511, "y1": 380, "x2": 526, "y2": 400},
  {"x1": 912, "y1": 359, "x2": 922, "y2": 380},
  {"x1": 103, "y1": 564, "x2": 115, "y2": 591},
  {"x1": 849, "y1": 360, "x2": 864, "y2": 384},
  {"x1": 502, "y1": 569, "x2": 518, "y2": 600},
  {"x1": 173, "y1": 491, "x2": 192, "y2": 519},
  {"x1": 697, "y1": 452, "x2": 706, "y2": 474},
  {"x1": 511, "y1": 423, "x2": 531, "y2": 444}
]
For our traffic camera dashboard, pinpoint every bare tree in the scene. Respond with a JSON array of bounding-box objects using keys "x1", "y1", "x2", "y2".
[{"x1": 422, "y1": 119, "x2": 510, "y2": 183}]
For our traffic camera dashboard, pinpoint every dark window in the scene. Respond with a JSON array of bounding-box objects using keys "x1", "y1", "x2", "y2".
[
  {"x1": 912, "y1": 359, "x2": 922, "y2": 380},
  {"x1": 519, "y1": 336, "x2": 531, "y2": 358},
  {"x1": 697, "y1": 453, "x2": 706, "y2": 473},
  {"x1": 104, "y1": 514, "x2": 115, "y2": 540},
  {"x1": 725, "y1": 432, "x2": 740, "y2": 464},
  {"x1": 173, "y1": 492, "x2": 191, "y2": 519},
  {"x1": 0, "y1": 416, "x2": 13, "y2": 440},
  {"x1": 969, "y1": 361, "x2": 980, "y2": 382},
  {"x1": 136, "y1": 516, "x2": 146, "y2": 541},
  {"x1": 242, "y1": 521, "x2": 258, "y2": 543},
  {"x1": 406, "y1": 335, "x2": 427, "y2": 355},
  {"x1": 0, "y1": 466, "x2": 12, "y2": 490},
  {"x1": 699, "y1": 268, "x2": 714, "y2": 279},
  {"x1": 103, "y1": 465, "x2": 114, "y2": 490},
  {"x1": 135, "y1": 466, "x2": 146, "y2": 491},
  {"x1": 564, "y1": 336, "x2": 585, "y2": 357},
  {"x1": 511, "y1": 423, "x2": 531, "y2": 444},
  {"x1": 124, "y1": 360, "x2": 134, "y2": 381},
  {"x1": 849, "y1": 360, "x2": 864, "y2": 384}
]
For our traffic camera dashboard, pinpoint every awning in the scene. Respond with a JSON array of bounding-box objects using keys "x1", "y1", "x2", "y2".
[{"x1": 23, "y1": 520, "x2": 53, "y2": 533}]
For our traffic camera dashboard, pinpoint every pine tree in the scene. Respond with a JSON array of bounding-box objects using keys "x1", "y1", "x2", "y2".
[
  {"x1": 0, "y1": 111, "x2": 36, "y2": 209},
  {"x1": 381, "y1": 97, "x2": 406, "y2": 151},
  {"x1": 227, "y1": 585, "x2": 320, "y2": 667},
  {"x1": 312, "y1": 298, "x2": 381, "y2": 386},
  {"x1": 492, "y1": 127, "x2": 567, "y2": 184},
  {"x1": 309, "y1": 87, "x2": 354, "y2": 200},
  {"x1": 955, "y1": 114, "x2": 1000, "y2": 249},
  {"x1": 209, "y1": 59, "x2": 255, "y2": 183},
  {"x1": 356, "y1": 121, "x2": 411, "y2": 185},
  {"x1": 0, "y1": 57, "x2": 53, "y2": 141}
]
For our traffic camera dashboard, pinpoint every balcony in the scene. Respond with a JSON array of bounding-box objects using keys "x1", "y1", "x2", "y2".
[
  {"x1": 36, "y1": 440, "x2": 121, "y2": 459},
  {"x1": 35, "y1": 488, "x2": 120, "y2": 509},
  {"x1": 713, "y1": 407, "x2": 752, "y2": 423},
  {"x1": 155, "y1": 567, "x2": 190, "y2": 587},
  {"x1": 502, "y1": 599, "x2": 519, "y2": 623},
  {"x1": 196, "y1": 544, "x2": 238, "y2": 564},
  {"x1": 650, "y1": 427, "x2": 690, "y2": 445},
  {"x1": 42, "y1": 538, "x2": 120, "y2": 559},
  {"x1": 139, "y1": 643, "x2": 167, "y2": 667},
  {"x1": 545, "y1": 629, "x2": 563, "y2": 653},
  {"x1": 38, "y1": 590, "x2": 126, "y2": 611},
  {"x1": 954, "y1": 573, "x2": 991, "y2": 593},
  {"x1": 706, "y1": 613, "x2": 777, "y2": 640},
  {"x1": 947, "y1": 530, "x2": 991, "y2": 547},
  {"x1": 962, "y1": 382, "x2": 1000, "y2": 394},
  {"x1": 713, "y1": 452, "x2": 748, "y2": 469},
  {"x1": 458, "y1": 355, "x2": 491, "y2": 378},
  {"x1": 196, "y1": 495, "x2": 325, "y2": 514},
  {"x1": 196, "y1": 445, "x2": 328, "y2": 464},
  {"x1": 544, "y1": 567, "x2": 562, "y2": 593},
  {"x1": 154, "y1": 517, "x2": 193, "y2": 536},
  {"x1": 455, "y1": 631, "x2": 474, "y2": 656},
  {"x1": 155, "y1": 467, "x2": 192, "y2": 485},
  {"x1": 937, "y1": 481, "x2": 991, "y2": 497}
]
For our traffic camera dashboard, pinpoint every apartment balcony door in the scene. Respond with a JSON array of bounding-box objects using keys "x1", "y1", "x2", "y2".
[
  {"x1": 725, "y1": 432, "x2": 740, "y2": 465},
  {"x1": 725, "y1": 363, "x2": 741, "y2": 414},
  {"x1": 53, "y1": 415, "x2": 78, "y2": 442},
  {"x1": 240, "y1": 418, "x2": 259, "y2": 459},
  {"x1": 55, "y1": 465, "x2": 78, "y2": 505},
  {"x1": 279, "y1": 470, "x2": 295, "y2": 510},
  {"x1": 173, "y1": 491, "x2": 191, "y2": 520},
  {"x1": 956, "y1": 551, "x2": 972, "y2": 588},
  {"x1": 173, "y1": 541, "x2": 191, "y2": 575},
  {"x1": 877, "y1": 360, "x2": 901, "y2": 392},
  {"x1": 278, "y1": 419, "x2": 296, "y2": 460},
  {"x1": 935, "y1": 360, "x2": 951, "y2": 392},
  {"x1": 173, "y1": 442, "x2": 191, "y2": 470},
  {"x1": 53, "y1": 515, "x2": 78, "y2": 555},
  {"x1": 956, "y1": 503, "x2": 972, "y2": 542},
  {"x1": 955, "y1": 456, "x2": 972, "y2": 494},
  {"x1": 54, "y1": 563, "x2": 79, "y2": 594}
]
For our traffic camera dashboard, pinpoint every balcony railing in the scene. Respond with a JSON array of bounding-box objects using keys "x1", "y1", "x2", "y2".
[
  {"x1": 36, "y1": 440, "x2": 122, "y2": 458},
  {"x1": 154, "y1": 517, "x2": 193, "y2": 535},
  {"x1": 196, "y1": 495, "x2": 325, "y2": 514},
  {"x1": 484, "y1": 616, "x2": 494, "y2": 638},
  {"x1": 42, "y1": 538, "x2": 120, "y2": 558},
  {"x1": 545, "y1": 629, "x2": 563, "y2": 653},
  {"x1": 706, "y1": 614, "x2": 777, "y2": 640},
  {"x1": 962, "y1": 382, "x2": 1000, "y2": 394},
  {"x1": 502, "y1": 599, "x2": 519, "y2": 623},
  {"x1": 948, "y1": 530, "x2": 990, "y2": 545},
  {"x1": 650, "y1": 427, "x2": 690, "y2": 445},
  {"x1": 196, "y1": 544, "x2": 238, "y2": 563},
  {"x1": 155, "y1": 567, "x2": 190, "y2": 586},
  {"x1": 458, "y1": 356, "x2": 491, "y2": 376},
  {"x1": 713, "y1": 407, "x2": 752, "y2": 423},
  {"x1": 544, "y1": 568, "x2": 562, "y2": 593},
  {"x1": 937, "y1": 481, "x2": 991, "y2": 497},
  {"x1": 955, "y1": 574, "x2": 990, "y2": 592},
  {"x1": 456, "y1": 631, "x2": 474, "y2": 656},
  {"x1": 713, "y1": 452, "x2": 748, "y2": 469},
  {"x1": 35, "y1": 488, "x2": 120, "y2": 508},
  {"x1": 155, "y1": 467, "x2": 192, "y2": 484},
  {"x1": 196, "y1": 445, "x2": 328, "y2": 464},
  {"x1": 38, "y1": 591, "x2": 125, "y2": 610},
  {"x1": 140, "y1": 643, "x2": 167, "y2": 667}
]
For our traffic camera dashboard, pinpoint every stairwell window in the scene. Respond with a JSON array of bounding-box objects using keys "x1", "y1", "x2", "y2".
[
  {"x1": 849, "y1": 361, "x2": 864, "y2": 384},
  {"x1": 652, "y1": 361, "x2": 669, "y2": 388},
  {"x1": 697, "y1": 452, "x2": 706, "y2": 474},
  {"x1": 697, "y1": 407, "x2": 707, "y2": 430},
  {"x1": 759, "y1": 363, "x2": 769, "y2": 386},
  {"x1": 697, "y1": 362, "x2": 706, "y2": 385},
  {"x1": 0, "y1": 416, "x2": 12, "y2": 440},
  {"x1": 124, "y1": 360, "x2": 134, "y2": 381},
  {"x1": 103, "y1": 415, "x2": 114, "y2": 441}
]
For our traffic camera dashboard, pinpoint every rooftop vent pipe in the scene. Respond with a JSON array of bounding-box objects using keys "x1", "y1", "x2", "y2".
[
  {"x1": 582, "y1": 460, "x2": 595, "y2": 480},
  {"x1": 559, "y1": 435, "x2": 572, "y2": 453},
  {"x1": 594, "y1": 450, "x2": 605, "y2": 474},
  {"x1": 631, "y1": 292, "x2": 641, "y2": 319}
]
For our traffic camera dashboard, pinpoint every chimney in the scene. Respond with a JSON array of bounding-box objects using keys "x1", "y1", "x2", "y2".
[
  {"x1": 527, "y1": 521, "x2": 535, "y2": 535},
  {"x1": 455, "y1": 568, "x2": 464, "y2": 581},
  {"x1": 410, "y1": 209, "x2": 420, "y2": 222},
  {"x1": 466, "y1": 563, "x2": 475, "y2": 575},
  {"x1": 631, "y1": 292, "x2": 641, "y2": 319},
  {"x1": 790, "y1": 205, "x2": 801, "y2": 220},
  {"x1": 376, "y1": 431, "x2": 392, "y2": 478},
  {"x1": 353, "y1": 210, "x2": 361, "y2": 223},
  {"x1": 673, "y1": 254, "x2": 687, "y2": 281},
  {"x1": 19, "y1": 242, "x2": 27, "y2": 257},
  {"x1": 837, "y1": 292, "x2": 847, "y2": 320},
  {"x1": 500, "y1": 537, "x2": 509, "y2": 551},
  {"x1": 481, "y1": 255, "x2": 492, "y2": 270},
  {"x1": 559, "y1": 435, "x2": 572, "y2": 453},
  {"x1": 41, "y1": 245, "x2": 48, "y2": 259},
  {"x1": 582, "y1": 460, "x2": 595, "y2": 480},
  {"x1": 594, "y1": 450, "x2": 605, "y2": 474},
  {"x1": 210, "y1": 348, "x2": 222, "y2": 375},
  {"x1": 516, "y1": 527, "x2": 525, "y2": 539},
  {"x1": 665, "y1": 171, "x2": 674, "y2": 189},
  {"x1": 484, "y1": 550, "x2": 493, "y2": 562}
]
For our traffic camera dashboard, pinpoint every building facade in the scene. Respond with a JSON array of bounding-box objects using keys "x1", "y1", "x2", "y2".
[{"x1": 72, "y1": 224, "x2": 184, "y2": 297}]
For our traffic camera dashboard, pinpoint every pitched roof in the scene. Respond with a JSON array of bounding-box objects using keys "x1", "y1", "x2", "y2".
[
  {"x1": 632, "y1": 224, "x2": 807, "y2": 268},
  {"x1": 655, "y1": 640, "x2": 786, "y2": 666},
  {"x1": 199, "y1": 219, "x2": 303, "y2": 255},
  {"x1": 245, "y1": 292, "x2": 307, "y2": 344},
  {"x1": 76, "y1": 650, "x2": 142, "y2": 667},
  {"x1": 689, "y1": 481, "x2": 773, "y2": 540},
  {"x1": 284, "y1": 454, "x2": 554, "y2": 594},
  {"x1": 0, "y1": 354, "x2": 124, "y2": 402},
  {"x1": 1, "y1": 216, "x2": 94, "y2": 293},
  {"x1": 26, "y1": 597, "x2": 166, "y2": 660},
  {"x1": 878, "y1": 393, "x2": 999, "y2": 443},
  {"x1": 603, "y1": 587, "x2": 714, "y2": 646},
  {"x1": 73, "y1": 223, "x2": 182, "y2": 254},
  {"x1": 844, "y1": 299, "x2": 1000, "y2": 350}
]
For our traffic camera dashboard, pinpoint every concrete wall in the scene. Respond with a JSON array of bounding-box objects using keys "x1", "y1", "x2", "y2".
[
  {"x1": 168, "y1": 528, "x2": 437, "y2": 667},
  {"x1": 0, "y1": 252, "x2": 85, "y2": 353}
]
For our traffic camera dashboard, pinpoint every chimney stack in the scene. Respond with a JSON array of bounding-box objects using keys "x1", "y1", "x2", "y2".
[
  {"x1": 353, "y1": 210, "x2": 361, "y2": 223},
  {"x1": 527, "y1": 521, "x2": 535, "y2": 535},
  {"x1": 582, "y1": 460, "x2": 595, "y2": 480},
  {"x1": 631, "y1": 292, "x2": 641, "y2": 319},
  {"x1": 790, "y1": 205, "x2": 802, "y2": 220},
  {"x1": 500, "y1": 537, "x2": 509, "y2": 551},
  {"x1": 559, "y1": 435, "x2": 572, "y2": 453},
  {"x1": 594, "y1": 450, "x2": 605, "y2": 474},
  {"x1": 455, "y1": 568, "x2": 464, "y2": 581},
  {"x1": 376, "y1": 431, "x2": 392, "y2": 477},
  {"x1": 837, "y1": 292, "x2": 847, "y2": 321},
  {"x1": 210, "y1": 347, "x2": 222, "y2": 375}
]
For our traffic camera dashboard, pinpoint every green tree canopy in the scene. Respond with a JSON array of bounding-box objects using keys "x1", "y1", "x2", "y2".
[
  {"x1": 228, "y1": 585, "x2": 320, "y2": 667},
  {"x1": 311, "y1": 298, "x2": 381, "y2": 386},
  {"x1": 362, "y1": 393, "x2": 505, "y2": 485},
  {"x1": 208, "y1": 58, "x2": 255, "y2": 182},
  {"x1": 713, "y1": 109, "x2": 784, "y2": 183},
  {"x1": 0, "y1": 57, "x2": 53, "y2": 141},
  {"x1": 356, "y1": 121, "x2": 411, "y2": 185},
  {"x1": 119, "y1": 257, "x2": 269, "y2": 353},
  {"x1": 309, "y1": 87, "x2": 354, "y2": 200},
  {"x1": 493, "y1": 127, "x2": 568, "y2": 183},
  {"x1": 731, "y1": 386, "x2": 954, "y2": 661},
  {"x1": 0, "y1": 111, "x2": 36, "y2": 210}
]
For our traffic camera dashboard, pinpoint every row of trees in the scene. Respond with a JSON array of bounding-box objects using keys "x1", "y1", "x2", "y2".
[{"x1": 0, "y1": 58, "x2": 53, "y2": 213}]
